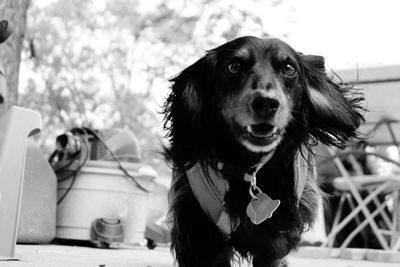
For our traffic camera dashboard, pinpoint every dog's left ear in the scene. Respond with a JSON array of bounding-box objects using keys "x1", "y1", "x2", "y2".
[
  {"x1": 163, "y1": 51, "x2": 217, "y2": 167},
  {"x1": 299, "y1": 54, "x2": 365, "y2": 148},
  {"x1": 168, "y1": 52, "x2": 216, "y2": 116}
]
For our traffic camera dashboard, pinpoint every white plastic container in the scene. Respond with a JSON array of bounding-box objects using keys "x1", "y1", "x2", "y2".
[
  {"x1": 56, "y1": 160, "x2": 156, "y2": 245},
  {"x1": 18, "y1": 139, "x2": 57, "y2": 244}
]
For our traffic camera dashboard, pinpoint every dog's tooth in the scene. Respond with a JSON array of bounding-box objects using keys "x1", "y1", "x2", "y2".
[
  {"x1": 246, "y1": 125, "x2": 281, "y2": 139},
  {"x1": 247, "y1": 125, "x2": 252, "y2": 133}
]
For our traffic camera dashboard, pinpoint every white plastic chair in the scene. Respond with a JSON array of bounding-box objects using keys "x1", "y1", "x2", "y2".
[
  {"x1": 0, "y1": 106, "x2": 41, "y2": 259},
  {"x1": 319, "y1": 146, "x2": 400, "y2": 250}
]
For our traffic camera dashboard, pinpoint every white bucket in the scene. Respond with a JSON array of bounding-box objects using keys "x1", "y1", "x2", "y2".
[{"x1": 56, "y1": 160, "x2": 156, "y2": 245}]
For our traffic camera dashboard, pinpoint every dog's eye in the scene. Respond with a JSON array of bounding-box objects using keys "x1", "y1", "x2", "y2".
[
  {"x1": 227, "y1": 62, "x2": 242, "y2": 75},
  {"x1": 281, "y1": 63, "x2": 296, "y2": 77}
]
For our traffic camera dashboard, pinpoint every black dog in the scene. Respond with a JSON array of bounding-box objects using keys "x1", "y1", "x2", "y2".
[{"x1": 163, "y1": 36, "x2": 364, "y2": 267}]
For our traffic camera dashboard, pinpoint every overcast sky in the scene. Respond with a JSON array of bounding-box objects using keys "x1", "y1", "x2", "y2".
[
  {"x1": 37, "y1": 0, "x2": 399, "y2": 70},
  {"x1": 266, "y1": 0, "x2": 400, "y2": 70}
]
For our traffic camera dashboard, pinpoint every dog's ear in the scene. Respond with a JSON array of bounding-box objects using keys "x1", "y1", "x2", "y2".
[
  {"x1": 299, "y1": 54, "x2": 365, "y2": 148},
  {"x1": 163, "y1": 51, "x2": 217, "y2": 167},
  {"x1": 169, "y1": 52, "x2": 216, "y2": 116}
]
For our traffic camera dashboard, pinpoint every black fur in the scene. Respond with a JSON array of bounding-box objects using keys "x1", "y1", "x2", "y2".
[{"x1": 162, "y1": 36, "x2": 364, "y2": 267}]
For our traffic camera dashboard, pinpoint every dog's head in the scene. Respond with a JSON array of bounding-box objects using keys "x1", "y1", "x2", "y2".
[{"x1": 163, "y1": 36, "x2": 364, "y2": 167}]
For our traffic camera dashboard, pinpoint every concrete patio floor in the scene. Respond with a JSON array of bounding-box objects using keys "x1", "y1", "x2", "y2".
[{"x1": 1, "y1": 244, "x2": 400, "y2": 267}]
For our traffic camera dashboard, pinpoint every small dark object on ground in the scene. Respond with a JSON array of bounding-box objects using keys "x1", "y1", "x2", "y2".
[
  {"x1": 0, "y1": 20, "x2": 12, "y2": 43},
  {"x1": 146, "y1": 238, "x2": 157, "y2": 250}
]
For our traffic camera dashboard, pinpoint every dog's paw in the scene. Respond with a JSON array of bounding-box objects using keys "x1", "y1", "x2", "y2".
[
  {"x1": 278, "y1": 258, "x2": 289, "y2": 267},
  {"x1": 270, "y1": 258, "x2": 288, "y2": 267}
]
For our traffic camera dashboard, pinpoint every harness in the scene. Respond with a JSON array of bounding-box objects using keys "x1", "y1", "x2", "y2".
[{"x1": 186, "y1": 146, "x2": 316, "y2": 237}]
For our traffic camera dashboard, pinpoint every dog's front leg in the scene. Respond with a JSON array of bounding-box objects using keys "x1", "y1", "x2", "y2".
[
  {"x1": 271, "y1": 258, "x2": 289, "y2": 267},
  {"x1": 252, "y1": 236, "x2": 291, "y2": 267},
  {"x1": 252, "y1": 256, "x2": 288, "y2": 267},
  {"x1": 170, "y1": 188, "x2": 232, "y2": 267}
]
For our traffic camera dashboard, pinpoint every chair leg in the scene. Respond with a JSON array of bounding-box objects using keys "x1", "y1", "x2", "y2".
[
  {"x1": 393, "y1": 239, "x2": 400, "y2": 251},
  {"x1": 391, "y1": 190, "x2": 400, "y2": 250},
  {"x1": 326, "y1": 193, "x2": 346, "y2": 247},
  {"x1": 370, "y1": 191, "x2": 392, "y2": 229},
  {"x1": 340, "y1": 196, "x2": 391, "y2": 248},
  {"x1": 348, "y1": 181, "x2": 392, "y2": 250},
  {"x1": 323, "y1": 181, "x2": 392, "y2": 249},
  {"x1": 346, "y1": 194, "x2": 368, "y2": 247}
]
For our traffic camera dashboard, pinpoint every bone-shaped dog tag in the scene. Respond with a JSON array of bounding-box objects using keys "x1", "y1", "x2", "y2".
[{"x1": 246, "y1": 193, "x2": 280, "y2": 225}]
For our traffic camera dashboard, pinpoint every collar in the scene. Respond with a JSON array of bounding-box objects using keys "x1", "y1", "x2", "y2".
[
  {"x1": 186, "y1": 146, "x2": 314, "y2": 237},
  {"x1": 218, "y1": 150, "x2": 276, "y2": 180}
]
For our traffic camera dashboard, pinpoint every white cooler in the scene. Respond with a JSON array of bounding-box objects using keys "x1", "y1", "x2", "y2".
[{"x1": 56, "y1": 160, "x2": 156, "y2": 245}]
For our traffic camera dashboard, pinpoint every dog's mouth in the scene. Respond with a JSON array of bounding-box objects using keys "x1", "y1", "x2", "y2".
[
  {"x1": 239, "y1": 122, "x2": 283, "y2": 152},
  {"x1": 246, "y1": 123, "x2": 282, "y2": 140}
]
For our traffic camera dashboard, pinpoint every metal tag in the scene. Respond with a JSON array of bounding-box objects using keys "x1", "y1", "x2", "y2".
[{"x1": 246, "y1": 192, "x2": 280, "y2": 225}]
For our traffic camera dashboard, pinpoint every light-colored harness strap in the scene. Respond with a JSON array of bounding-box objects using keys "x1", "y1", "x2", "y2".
[
  {"x1": 186, "y1": 146, "x2": 315, "y2": 236},
  {"x1": 295, "y1": 146, "x2": 316, "y2": 204},
  {"x1": 186, "y1": 163, "x2": 236, "y2": 236}
]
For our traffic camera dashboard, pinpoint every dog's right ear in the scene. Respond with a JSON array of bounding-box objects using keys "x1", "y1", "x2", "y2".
[
  {"x1": 163, "y1": 51, "x2": 217, "y2": 167},
  {"x1": 299, "y1": 54, "x2": 365, "y2": 148},
  {"x1": 168, "y1": 51, "x2": 217, "y2": 116}
]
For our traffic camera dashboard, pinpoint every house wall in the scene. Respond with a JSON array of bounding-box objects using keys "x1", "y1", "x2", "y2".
[{"x1": 334, "y1": 65, "x2": 400, "y2": 144}]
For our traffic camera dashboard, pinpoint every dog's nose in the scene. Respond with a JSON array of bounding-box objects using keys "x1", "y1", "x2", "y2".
[{"x1": 251, "y1": 97, "x2": 280, "y2": 117}]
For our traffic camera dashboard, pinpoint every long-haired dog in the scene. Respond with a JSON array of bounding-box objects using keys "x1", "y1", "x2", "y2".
[{"x1": 162, "y1": 36, "x2": 364, "y2": 267}]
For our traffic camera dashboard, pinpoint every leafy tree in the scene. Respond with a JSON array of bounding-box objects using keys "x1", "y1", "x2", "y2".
[
  {"x1": 0, "y1": 0, "x2": 30, "y2": 115},
  {"x1": 20, "y1": 0, "x2": 273, "y2": 176}
]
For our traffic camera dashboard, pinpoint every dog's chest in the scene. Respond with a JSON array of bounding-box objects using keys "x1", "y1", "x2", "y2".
[
  {"x1": 224, "y1": 156, "x2": 295, "y2": 217},
  {"x1": 186, "y1": 147, "x2": 313, "y2": 237}
]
